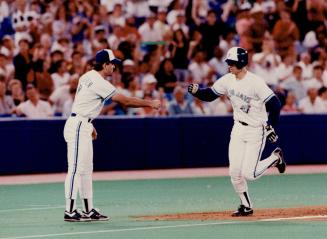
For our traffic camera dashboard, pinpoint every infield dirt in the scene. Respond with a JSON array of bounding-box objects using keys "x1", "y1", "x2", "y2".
[{"x1": 136, "y1": 205, "x2": 327, "y2": 221}]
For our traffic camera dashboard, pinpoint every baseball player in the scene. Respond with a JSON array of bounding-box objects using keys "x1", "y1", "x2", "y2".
[
  {"x1": 63, "y1": 49, "x2": 161, "y2": 222},
  {"x1": 188, "y1": 47, "x2": 286, "y2": 216}
]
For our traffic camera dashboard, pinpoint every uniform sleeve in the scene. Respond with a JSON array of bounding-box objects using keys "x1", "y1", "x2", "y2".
[
  {"x1": 211, "y1": 76, "x2": 228, "y2": 96},
  {"x1": 256, "y1": 78, "x2": 274, "y2": 103},
  {"x1": 93, "y1": 79, "x2": 117, "y2": 101}
]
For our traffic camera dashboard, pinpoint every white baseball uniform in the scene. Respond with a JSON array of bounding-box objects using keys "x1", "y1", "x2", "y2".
[
  {"x1": 63, "y1": 70, "x2": 116, "y2": 203},
  {"x1": 211, "y1": 71, "x2": 279, "y2": 207}
]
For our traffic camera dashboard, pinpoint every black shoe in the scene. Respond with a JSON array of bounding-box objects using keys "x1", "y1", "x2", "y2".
[
  {"x1": 273, "y1": 147, "x2": 286, "y2": 173},
  {"x1": 64, "y1": 209, "x2": 91, "y2": 222},
  {"x1": 83, "y1": 208, "x2": 109, "y2": 221},
  {"x1": 232, "y1": 205, "x2": 253, "y2": 217}
]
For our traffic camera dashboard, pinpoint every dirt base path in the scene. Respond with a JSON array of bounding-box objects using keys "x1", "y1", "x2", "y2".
[{"x1": 137, "y1": 205, "x2": 327, "y2": 221}]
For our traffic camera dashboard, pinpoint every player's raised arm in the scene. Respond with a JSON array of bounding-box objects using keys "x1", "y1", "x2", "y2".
[
  {"x1": 111, "y1": 92, "x2": 161, "y2": 109},
  {"x1": 187, "y1": 84, "x2": 220, "y2": 102}
]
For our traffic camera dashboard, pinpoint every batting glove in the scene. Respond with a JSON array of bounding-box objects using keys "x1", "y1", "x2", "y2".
[
  {"x1": 265, "y1": 125, "x2": 278, "y2": 143},
  {"x1": 188, "y1": 84, "x2": 199, "y2": 95}
]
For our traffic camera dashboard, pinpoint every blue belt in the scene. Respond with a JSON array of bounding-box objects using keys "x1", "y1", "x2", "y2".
[{"x1": 71, "y1": 113, "x2": 92, "y2": 123}]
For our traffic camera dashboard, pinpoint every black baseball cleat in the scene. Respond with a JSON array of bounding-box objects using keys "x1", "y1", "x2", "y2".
[
  {"x1": 64, "y1": 209, "x2": 91, "y2": 222},
  {"x1": 82, "y1": 208, "x2": 109, "y2": 221},
  {"x1": 273, "y1": 147, "x2": 286, "y2": 173},
  {"x1": 232, "y1": 205, "x2": 253, "y2": 217}
]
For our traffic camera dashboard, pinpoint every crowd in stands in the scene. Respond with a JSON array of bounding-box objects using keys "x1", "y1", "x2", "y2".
[{"x1": 0, "y1": 0, "x2": 326, "y2": 119}]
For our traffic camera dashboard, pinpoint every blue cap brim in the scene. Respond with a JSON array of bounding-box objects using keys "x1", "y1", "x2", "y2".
[{"x1": 111, "y1": 58, "x2": 121, "y2": 65}]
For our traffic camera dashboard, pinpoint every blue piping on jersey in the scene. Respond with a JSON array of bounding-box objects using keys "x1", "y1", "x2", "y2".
[
  {"x1": 211, "y1": 87, "x2": 224, "y2": 96},
  {"x1": 253, "y1": 126, "x2": 266, "y2": 178},
  {"x1": 263, "y1": 93, "x2": 274, "y2": 103},
  {"x1": 103, "y1": 89, "x2": 117, "y2": 102},
  {"x1": 69, "y1": 121, "x2": 82, "y2": 199}
]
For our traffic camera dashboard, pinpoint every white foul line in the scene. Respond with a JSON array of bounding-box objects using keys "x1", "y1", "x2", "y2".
[
  {"x1": 259, "y1": 215, "x2": 327, "y2": 221},
  {"x1": 1, "y1": 215, "x2": 327, "y2": 239},
  {"x1": 0, "y1": 221, "x2": 241, "y2": 239},
  {"x1": 0, "y1": 206, "x2": 64, "y2": 213}
]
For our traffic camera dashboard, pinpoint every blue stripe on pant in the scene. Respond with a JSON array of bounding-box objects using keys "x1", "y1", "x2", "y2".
[{"x1": 69, "y1": 121, "x2": 82, "y2": 199}]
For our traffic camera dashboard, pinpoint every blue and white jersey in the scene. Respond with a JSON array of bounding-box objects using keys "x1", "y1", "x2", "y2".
[
  {"x1": 71, "y1": 70, "x2": 116, "y2": 119},
  {"x1": 212, "y1": 71, "x2": 274, "y2": 127}
]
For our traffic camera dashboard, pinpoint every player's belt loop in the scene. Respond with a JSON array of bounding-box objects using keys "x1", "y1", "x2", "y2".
[
  {"x1": 238, "y1": 121, "x2": 248, "y2": 126},
  {"x1": 71, "y1": 113, "x2": 92, "y2": 123}
]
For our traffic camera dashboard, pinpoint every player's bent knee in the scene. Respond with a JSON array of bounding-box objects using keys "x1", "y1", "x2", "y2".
[{"x1": 242, "y1": 171, "x2": 256, "y2": 181}]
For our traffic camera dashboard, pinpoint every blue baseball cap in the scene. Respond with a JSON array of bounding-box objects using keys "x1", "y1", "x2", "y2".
[{"x1": 95, "y1": 49, "x2": 121, "y2": 65}]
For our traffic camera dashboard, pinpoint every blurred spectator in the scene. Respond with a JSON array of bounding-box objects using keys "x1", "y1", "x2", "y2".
[
  {"x1": 142, "y1": 73, "x2": 159, "y2": 98},
  {"x1": 318, "y1": 86, "x2": 327, "y2": 111},
  {"x1": 108, "y1": 24, "x2": 125, "y2": 50},
  {"x1": 298, "y1": 52, "x2": 313, "y2": 80},
  {"x1": 244, "y1": 4, "x2": 268, "y2": 53},
  {"x1": 69, "y1": 51, "x2": 86, "y2": 75},
  {"x1": 171, "y1": 29, "x2": 189, "y2": 82},
  {"x1": 0, "y1": 46, "x2": 14, "y2": 82},
  {"x1": 108, "y1": 3, "x2": 126, "y2": 27},
  {"x1": 155, "y1": 58, "x2": 177, "y2": 99},
  {"x1": 281, "y1": 91, "x2": 301, "y2": 113},
  {"x1": 219, "y1": 31, "x2": 237, "y2": 56},
  {"x1": 171, "y1": 10, "x2": 189, "y2": 37},
  {"x1": 280, "y1": 65, "x2": 306, "y2": 102},
  {"x1": 191, "y1": 0, "x2": 209, "y2": 26},
  {"x1": 30, "y1": 43, "x2": 54, "y2": 100},
  {"x1": 138, "y1": 13, "x2": 162, "y2": 43},
  {"x1": 168, "y1": 86, "x2": 193, "y2": 115},
  {"x1": 252, "y1": 37, "x2": 281, "y2": 86},
  {"x1": 199, "y1": 10, "x2": 226, "y2": 60},
  {"x1": 191, "y1": 97, "x2": 210, "y2": 115},
  {"x1": 50, "y1": 60, "x2": 71, "y2": 90},
  {"x1": 272, "y1": 10, "x2": 300, "y2": 59},
  {"x1": 52, "y1": 5, "x2": 71, "y2": 41},
  {"x1": 0, "y1": 76, "x2": 14, "y2": 115},
  {"x1": 235, "y1": 7, "x2": 252, "y2": 50},
  {"x1": 208, "y1": 46, "x2": 228, "y2": 78},
  {"x1": 122, "y1": 15, "x2": 141, "y2": 43},
  {"x1": 13, "y1": 36, "x2": 33, "y2": 89},
  {"x1": 276, "y1": 54, "x2": 295, "y2": 84},
  {"x1": 187, "y1": 28, "x2": 204, "y2": 59},
  {"x1": 154, "y1": 7, "x2": 170, "y2": 40},
  {"x1": 13, "y1": 83, "x2": 53, "y2": 118},
  {"x1": 188, "y1": 51, "x2": 212, "y2": 85},
  {"x1": 8, "y1": 79, "x2": 25, "y2": 106},
  {"x1": 49, "y1": 74, "x2": 78, "y2": 116},
  {"x1": 303, "y1": 65, "x2": 325, "y2": 90},
  {"x1": 208, "y1": 95, "x2": 232, "y2": 115},
  {"x1": 62, "y1": 84, "x2": 77, "y2": 118},
  {"x1": 298, "y1": 87, "x2": 325, "y2": 113}
]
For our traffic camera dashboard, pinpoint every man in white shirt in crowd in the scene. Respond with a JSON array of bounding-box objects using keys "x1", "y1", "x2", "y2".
[
  {"x1": 318, "y1": 87, "x2": 327, "y2": 111},
  {"x1": 303, "y1": 65, "x2": 326, "y2": 90},
  {"x1": 252, "y1": 38, "x2": 281, "y2": 87},
  {"x1": 138, "y1": 13, "x2": 162, "y2": 43},
  {"x1": 13, "y1": 84, "x2": 53, "y2": 118},
  {"x1": 49, "y1": 74, "x2": 79, "y2": 116},
  {"x1": 299, "y1": 86, "x2": 326, "y2": 113},
  {"x1": 50, "y1": 60, "x2": 71, "y2": 90}
]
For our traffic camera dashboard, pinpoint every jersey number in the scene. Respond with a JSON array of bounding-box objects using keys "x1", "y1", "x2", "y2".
[{"x1": 240, "y1": 104, "x2": 250, "y2": 114}]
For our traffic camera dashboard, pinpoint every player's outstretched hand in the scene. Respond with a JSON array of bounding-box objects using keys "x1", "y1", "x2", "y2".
[
  {"x1": 265, "y1": 125, "x2": 278, "y2": 143},
  {"x1": 188, "y1": 83, "x2": 199, "y2": 95},
  {"x1": 151, "y1": 99, "x2": 161, "y2": 110}
]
